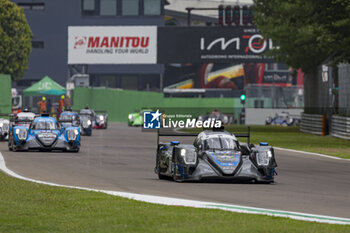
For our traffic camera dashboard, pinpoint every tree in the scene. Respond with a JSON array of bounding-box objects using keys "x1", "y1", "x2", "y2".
[
  {"x1": 253, "y1": 0, "x2": 350, "y2": 114},
  {"x1": 0, "y1": 0, "x2": 32, "y2": 81}
]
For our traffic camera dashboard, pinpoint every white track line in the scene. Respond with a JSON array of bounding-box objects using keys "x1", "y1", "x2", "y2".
[
  {"x1": 1, "y1": 152, "x2": 349, "y2": 225},
  {"x1": 275, "y1": 147, "x2": 350, "y2": 161}
]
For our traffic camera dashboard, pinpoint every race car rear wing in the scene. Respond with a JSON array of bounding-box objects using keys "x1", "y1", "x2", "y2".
[{"x1": 157, "y1": 129, "x2": 197, "y2": 145}]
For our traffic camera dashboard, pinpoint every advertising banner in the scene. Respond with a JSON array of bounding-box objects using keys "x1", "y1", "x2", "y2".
[
  {"x1": 158, "y1": 27, "x2": 276, "y2": 63},
  {"x1": 68, "y1": 26, "x2": 157, "y2": 64}
]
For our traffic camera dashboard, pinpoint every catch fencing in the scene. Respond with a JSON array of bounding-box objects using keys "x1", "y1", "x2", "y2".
[
  {"x1": 331, "y1": 115, "x2": 350, "y2": 140},
  {"x1": 300, "y1": 113, "x2": 326, "y2": 135}
]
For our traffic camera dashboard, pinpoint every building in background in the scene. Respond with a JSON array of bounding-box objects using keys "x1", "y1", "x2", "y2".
[{"x1": 12, "y1": 0, "x2": 166, "y2": 91}]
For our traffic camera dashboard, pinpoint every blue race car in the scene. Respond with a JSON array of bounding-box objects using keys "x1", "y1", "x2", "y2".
[
  {"x1": 265, "y1": 112, "x2": 300, "y2": 126},
  {"x1": 59, "y1": 111, "x2": 80, "y2": 128},
  {"x1": 8, "y1": 114, "x2": 80, "y2": 152}
]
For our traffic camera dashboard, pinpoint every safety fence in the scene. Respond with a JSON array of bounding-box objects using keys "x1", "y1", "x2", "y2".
[
  {"x1": 331, "y1": 115, "x2": 350, "y2": 140},
  {"x1": 300, "y1": 113, "x2": 326, "y2": 135}
]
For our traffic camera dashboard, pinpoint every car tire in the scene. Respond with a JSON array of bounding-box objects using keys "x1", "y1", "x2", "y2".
[
  {"x1": 73, "y1": 148, "x2": 80, "y2": 153},
  {"x1": 12, "y1": 142, "x2": 17, "y2": 152},
  {"x1": 157, "y1": 156, "x2": 167, "y2": 180},
  {"x1": 172, "y1": 159, "x2": 182, "y2": 182}
]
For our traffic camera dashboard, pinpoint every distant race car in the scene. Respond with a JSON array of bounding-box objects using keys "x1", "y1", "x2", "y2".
[
  {"x1": 155, "y1": 127, "x2": 277, "y2": 183},
  {"x1": 128, "y1": 109, "x2": 152, "y2": 126},
  {"x1": 197, "y1": 110, "x2": 234, "y2": 125},
  {"x1": 6, "y1": 111, "x2": 36, "y2": 141},
  {"x1": 78, "y1": 109, "x2": 93, "y2": 136},
  {"x1": 59, "y1": 111, "x2": 80, "y2": 128},
  {"x1": 94, "y1": 110, "x2": 108, "y2": 129},
  {"x1": 265, "y1": 112, "x2": 300, "y2": 126},
  {"x1": 8, "y1": 114, "x2": 80, "y2": 152},
  {"x1": 0, "y1": 118, "x2": 10, "y2": 141},
  {"x1": 79, "y1": 109, "x2": 107, "y2": 132}
]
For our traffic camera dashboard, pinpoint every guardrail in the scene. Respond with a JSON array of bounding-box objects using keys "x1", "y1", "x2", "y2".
[
  {"x1": 331, "y1": 115, "x2": 350, "y2": 140},
  {"x1": 300, "y1": 113, "x2": 326, "y2": 135}
]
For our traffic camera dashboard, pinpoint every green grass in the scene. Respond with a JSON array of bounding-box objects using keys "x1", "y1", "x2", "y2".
[
  {"x1": 0, "y1": 172, "x2": 349, "y2": 233},
  {"x1": 182, "y1": 125, "x2": 350, "y2": 159}
]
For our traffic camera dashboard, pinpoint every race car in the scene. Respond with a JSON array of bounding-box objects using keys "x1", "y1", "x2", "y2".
[
  {"x1": 155, "y1": 127, "x2": 277, "y2": 183},
  {"x1": 78, "y1": 109, "x2": 93, "y2": 136},
  {"x1": 8, "y1": 114, "x2": 80, "y2": 152},
  {"x1": 128, "y1": 109, "x2": 153, "y2": 126},
  {"x1": 0, "y1": 118, "x2": 10, "y2": 141},
  {"x1": 6, "y1": 110, "x2": 36, "y2": 141},
  {"x1": 94, "y1": 110, "x2": 108, "y2": 129},
  {"x1": 59, "y1": 111, "x2": 80, "y2": 128},
  {"x1": 265, "y1": 112, "x2": 300, "y2": 126},
  {"x1": 197, "y1": 109, "x2": 234, "y2": 125}
]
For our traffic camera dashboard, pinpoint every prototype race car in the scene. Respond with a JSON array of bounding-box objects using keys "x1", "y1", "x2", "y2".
[
  {"x1": 197, "y1": 110, "x2": 234, "y2": 125},
  {"x1": 78, "y1": 109, "x2": 93, "y2": 136},
  {"x1": 59, "y1": 111, "x2": 80, "y2": 128},
  {"x1": 94, "y1": 110, "x2": 108, "y2": 129},
  {"x1": 265, "y1": 112, "x2": 300, "y2": 126},
  {"x1": 0, "y1": 118, "x2": 10, "y2": 141},
  {"x1": 155, "y1": 128, "x2": 277, "y2": 183},
  {"x1": 8, "y1": 114, "x2": 80, "y2": 152},
  {"x1": 128, "y1": 109, "x2": 152, "y2": 126},
  {"x1": 7, "y1": 111, "x2": 36, "y2": 142}
]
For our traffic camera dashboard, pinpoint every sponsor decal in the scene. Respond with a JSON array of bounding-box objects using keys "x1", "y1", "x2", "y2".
[{"x1": 68, "y1": 26, "x2": 157, "y2": 64}]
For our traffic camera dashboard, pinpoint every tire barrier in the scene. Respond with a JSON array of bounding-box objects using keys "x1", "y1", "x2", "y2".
[
  {"x1": 300, "y1": 113, "x2": 326, "y2": 135},
  {"x1": 331, "y1": 115, "x2": 350, "y2": 140}
]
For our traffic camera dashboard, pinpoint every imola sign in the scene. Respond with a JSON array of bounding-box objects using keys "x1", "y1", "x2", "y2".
[{"x1": 158, "y1": 26, "x2": 276, "y2": 63}]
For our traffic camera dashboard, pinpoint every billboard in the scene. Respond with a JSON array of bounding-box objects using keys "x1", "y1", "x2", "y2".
[
  {"x1": 158, "y1": 27, "x2": 276, "y2": 64},
  {"x1": 68, "y1": 26, "x2": 157, "y2": 64}
]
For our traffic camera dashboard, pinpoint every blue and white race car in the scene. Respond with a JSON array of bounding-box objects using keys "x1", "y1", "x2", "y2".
[
  {"x1": 265, "y1": 112, "x2": 300, "y2": 126},
  {"x1": 8, "y1": 114, "x2": 80, "y2": 152}
]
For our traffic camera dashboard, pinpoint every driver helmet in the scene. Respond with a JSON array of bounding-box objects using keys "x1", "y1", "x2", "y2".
[{"x1": 85, "y1": 105, "x2": 89, "y2": 109}]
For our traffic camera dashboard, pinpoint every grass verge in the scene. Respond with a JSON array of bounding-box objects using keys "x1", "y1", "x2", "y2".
[
  {"x1": 0, "y1": 171, "x2": 349, "y2": 233},
  {"x1": 182, "y1": 125, "x2": 350, "y2": 159}
]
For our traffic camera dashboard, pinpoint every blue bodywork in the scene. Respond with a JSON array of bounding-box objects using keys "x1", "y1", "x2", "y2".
[{"x1": 11, "y1": 116, "x2": 80, "y2": 152}]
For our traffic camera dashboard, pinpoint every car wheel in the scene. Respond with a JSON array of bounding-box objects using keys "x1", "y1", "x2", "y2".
[
  {"x1": 157, "y1": 156, "x2": 167, "y2": 180},
  {"x1": 12, "y1": 142, "x2": 17, "y2": 152},
  {"x1": 73, "y1": 148, "x2": 80, "y2": 153},
  {"x1": 8, "y1": 140, "x2": 12, "y2": 151},
  {"x1": 172, "y1": 159, "x2": 182, "y2": 182}
]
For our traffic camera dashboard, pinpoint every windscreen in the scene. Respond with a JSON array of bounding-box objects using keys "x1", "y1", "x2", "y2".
[
  {"x1": 33, "y1": 121, "x2": 58, "y2": 130},
  {"x1": 80, "y1": 109, "x2": 93, "y2": 116},
  {"x1": 60, "y1": 114, "x2": 77, "y2": 121},
  {"x1": 205, "y1": 136, "x2": 237, "y2": 150}
]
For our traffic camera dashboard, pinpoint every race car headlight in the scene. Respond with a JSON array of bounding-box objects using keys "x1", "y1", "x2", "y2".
[
  {"x1": 180, "y1": 149, "x2": 196, "y2": 165},
  {"x1": 128, "y1": 115, "x2": 134, "y2": 121},
  {"x1": 15, "y1": 128, "x2": 27, "y2": 141},
  {"x1": 256, "y1": 151, "x2": 272, "y2": 166},
  {"x1": 287, "y1": 118, "x2": 293, "y2": 124},
  {"x1": 0, "y1": 122, "x2": 3, "y2": 127},
  {"x1": 99, "y1": 115, "x2": 104, "y2": 121},
  {"x1": 67, "y1": 129, "x2": 78, "y2": 141},
  {"x1": 87, "y1": 120, "x2": 92, "y2": 125}
]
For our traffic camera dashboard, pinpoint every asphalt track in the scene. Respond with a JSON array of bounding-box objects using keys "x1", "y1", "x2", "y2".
[{"x1": 1, "y1": 123, "x2": 349, "y2": 218}]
